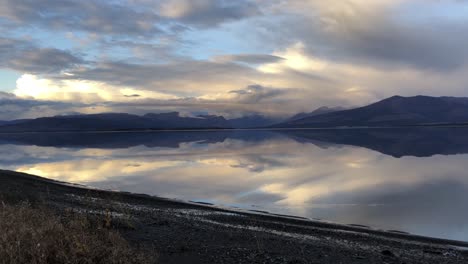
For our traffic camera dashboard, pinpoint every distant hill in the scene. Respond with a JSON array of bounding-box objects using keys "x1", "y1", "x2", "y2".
[
  {"x1": 0, "y1": 112, "x2": 231, "y2": 132},
  {"x1": 286, "y1": 106, "x2": 347, "y2": 122},
  {"x1": 275, "y1": 96, "x2": 468, "y2": 128}
]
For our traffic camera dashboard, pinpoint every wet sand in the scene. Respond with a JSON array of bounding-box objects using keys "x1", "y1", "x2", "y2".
[{"x1": 1, "y1": 170, "x2": 467, "y2": 264}]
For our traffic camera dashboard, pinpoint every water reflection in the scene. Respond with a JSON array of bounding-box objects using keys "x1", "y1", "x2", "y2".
[{"x1": 1, "y1": 128, "x2": 468, "y2": 241}]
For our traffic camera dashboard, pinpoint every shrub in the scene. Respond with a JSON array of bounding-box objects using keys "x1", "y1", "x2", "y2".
[{"x1": 0, "y1": 203, "x2": 155, "y2": 264}]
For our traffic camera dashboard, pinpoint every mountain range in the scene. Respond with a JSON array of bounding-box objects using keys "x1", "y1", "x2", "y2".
[
  {"x1": 0, "y1": 112, "x2": 231, "y2": 132},
  {"x1": 0, "y1": 112, "x2": 282, "y2": 132},
  {"x1": 1, "y1": 95, "x2": 468, "y2": 132},
  {"x1": 275, "y1": 95, "x2": 468, "y2": 128}
]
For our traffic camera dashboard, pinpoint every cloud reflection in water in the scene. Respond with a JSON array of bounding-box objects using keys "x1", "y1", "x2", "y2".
[{"x1": 1, "y1": 128, "x2": 468, "y2": 241}]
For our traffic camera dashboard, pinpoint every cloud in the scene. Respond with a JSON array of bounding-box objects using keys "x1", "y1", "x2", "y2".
[
  {"x1": 13, "y1": 74, "x2": 180, "y2": 103},
  {"x1": 102, "y1": 92, "x2": 296, "y2": 118},
  {"x1": 0, "y1": 0, "x2": 261, "y2": 38},
  {"x1": 257, "y1": 42, "x2": 327, "y2": 73},
  {"x1": 0, "y1": 37, "x2": 83, "y2": 74},
  {"x1": 261, "y1": 0, "x2": 468, "y2": 71},
  {"x1": 213, "y1": 54, "x2": 284, "y2": 64},
  {"x1": 61, "y1": 60, "x2": 260, "y2": 95},
  {"x1": 158, "y1": 0, "x2": 261, "y2": 27},
  {"x1": 0, "y1": 91, "x2": 16, "y2": 100},
  {"x1": 0, "y1": 91, "x2": 91, "y2": 120},
  {"x1": 0, "y1": 0, "x2": 162, "y2": 37},
  {"x1": 40, "y1": 47, "x2": 340, "y2": 112},
  {"x1": 1, "y1": 45, "x2": 363, "y2": 118},
  {"x1": 228, "y1": 84, "x2": 286, "y2": 103},
  {"x1": 5, "y1": 71, "x2": 306, "y2": 119},
  {"x1": 8, "y1": 48, "x2": 83, "y2": 74}
]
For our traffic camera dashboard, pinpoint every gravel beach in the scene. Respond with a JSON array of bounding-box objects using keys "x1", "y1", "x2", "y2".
[{"x1": 1, "y1": 170, "x2": 467, "y2": 264}]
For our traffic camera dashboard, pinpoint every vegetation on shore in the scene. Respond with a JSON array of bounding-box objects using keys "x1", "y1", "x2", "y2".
[{"x1": 0, "y1": 202, "x2": 155, "y2": 264}]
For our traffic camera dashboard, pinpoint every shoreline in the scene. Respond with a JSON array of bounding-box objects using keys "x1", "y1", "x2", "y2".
[
  {"x1": 63, "y1": 178, "x2": 468, "y2": 249},
  {"x1": 3, "y1": 170, "x2": 467, "y2": 247},
  {"x1": 1, "y1": 170, "x2": 467, "y2": 263}
]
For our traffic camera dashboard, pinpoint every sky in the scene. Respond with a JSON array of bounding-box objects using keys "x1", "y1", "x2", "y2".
[{"x1": 1, "y1": 0, "x2": 468, "y2": 120}]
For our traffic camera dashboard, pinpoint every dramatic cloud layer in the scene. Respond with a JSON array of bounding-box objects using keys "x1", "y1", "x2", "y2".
[
  {"x1": 0, "y1": 0, "x2": 162, "y2": 36},
  {"x1": 1, "y1": 0, "x2": 468, "y2": 119}
]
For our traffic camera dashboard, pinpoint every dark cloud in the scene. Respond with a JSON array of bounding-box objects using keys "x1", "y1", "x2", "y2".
[
  {"x1": 0, "y1": 38, "x2": 83, "y2": 73},
  {"x1": 229, "y1": 85, "x2": 286, "y2": 103},
  {"x1": 324, "y1": 20, "x2": 468, "y2": 71},
  {"x1": 159, "y1": 0, "x2": 261, "y2": 27},
  {"x1": 0, "y1": 91, "x2": 17, "y2": 100},
  {"x1": 0, "y1": 0, "x2": 261, "y2": 38},
  {"x1": 259, "y1": 1, "x2": 468, "y2": 71},
  {"x1": 9, "y1": 48, "x2": 83, "y2": 74}
]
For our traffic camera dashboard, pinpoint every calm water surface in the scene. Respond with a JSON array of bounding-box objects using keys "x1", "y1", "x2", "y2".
[{"x1": 2, "y1": 128, "x2": 468, "y2": 241}]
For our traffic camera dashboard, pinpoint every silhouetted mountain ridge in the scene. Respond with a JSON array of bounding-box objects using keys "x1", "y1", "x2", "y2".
[
  {"x1": 0, "y1": 112, "x2": 291, "y2": 131},
  {"x1": 0, "y1": 112, "x2": 231, "y2": 132},
  {"x1": 276, "y1": 95, "x2": 468, "y2": 128}
]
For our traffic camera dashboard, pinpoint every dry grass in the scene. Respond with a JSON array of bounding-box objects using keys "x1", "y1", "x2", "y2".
[{"x1": 0, "y1": 202, "x2": 155, "y2": 264}]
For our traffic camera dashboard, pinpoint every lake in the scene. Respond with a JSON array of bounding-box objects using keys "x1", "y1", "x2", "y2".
[{"x1": 1, "y1": 127, "x2": 468, "y2": 241}]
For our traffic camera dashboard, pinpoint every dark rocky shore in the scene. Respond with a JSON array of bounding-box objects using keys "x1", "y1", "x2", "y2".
[{"x1": 1, "y1": 170, "x2": 467, "y2": 264}]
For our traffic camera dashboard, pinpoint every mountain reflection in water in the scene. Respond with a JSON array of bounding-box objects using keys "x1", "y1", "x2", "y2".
[{"x1": 1, "y1": 128, "x2": 468, "y2": 241}]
